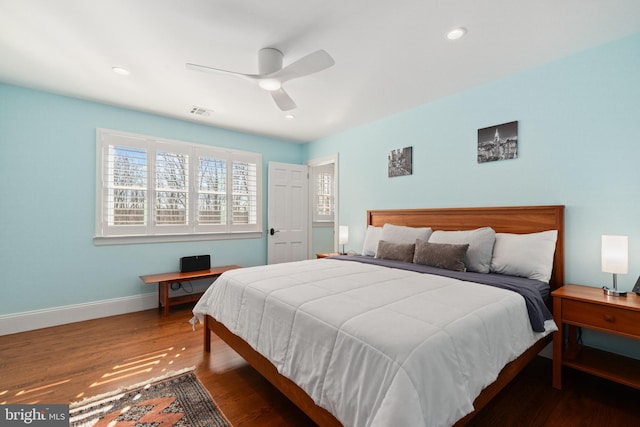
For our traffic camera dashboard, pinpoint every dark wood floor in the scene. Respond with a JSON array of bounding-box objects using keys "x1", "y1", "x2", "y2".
[{"x1": 1, "y1": 304, "x2": 639, "y2": 426}]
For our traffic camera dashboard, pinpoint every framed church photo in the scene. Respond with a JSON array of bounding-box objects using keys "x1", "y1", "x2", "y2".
[{"x1": 477, "y1": 121, "x2": 518, "y2": 163}]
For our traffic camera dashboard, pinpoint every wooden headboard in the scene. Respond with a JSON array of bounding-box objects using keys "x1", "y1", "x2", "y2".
[{"x1": 367, "y1": 205, "x2": 565, "y2": 291}]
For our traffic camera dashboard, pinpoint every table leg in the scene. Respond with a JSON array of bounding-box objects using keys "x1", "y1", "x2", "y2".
[
  {"x1": 159, "y1": 281, "x2": 170, "y2": 316},
  {"x1": 204, "y1": 319, "x2": 211, "y2": 352},
  {"x1": 552, "y1": 297, "x2": 563, "y2": 389}
]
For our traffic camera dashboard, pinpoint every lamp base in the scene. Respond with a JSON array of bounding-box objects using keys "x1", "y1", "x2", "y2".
[{"x1": 603, "y1": 286, "x2": 627, "y2": 297}]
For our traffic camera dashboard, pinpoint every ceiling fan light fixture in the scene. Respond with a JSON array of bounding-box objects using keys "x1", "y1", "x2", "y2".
[
  {"x1": 187, "y1": 48, "x2": 334, "y2": 111},
  {"x1": 258, "y1": 78, "x2": 282, "y2": 91},
  {"x1": 446, "y1": 27, "x2": 467, "y2": 40}
]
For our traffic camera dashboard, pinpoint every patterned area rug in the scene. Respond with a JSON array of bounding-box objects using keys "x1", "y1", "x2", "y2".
[{"x1": 70, "y1": 368, "x2": 229, "y2": 427}]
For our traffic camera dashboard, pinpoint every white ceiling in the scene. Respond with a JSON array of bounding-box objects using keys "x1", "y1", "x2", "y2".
[{"x1": 1, "y1": 1, "x2": 639, "y2": 143}]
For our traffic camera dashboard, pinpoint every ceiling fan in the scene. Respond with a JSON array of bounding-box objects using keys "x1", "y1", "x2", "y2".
[{"x1": 186, "y1": 48, "x2": 335, "y2": 111}]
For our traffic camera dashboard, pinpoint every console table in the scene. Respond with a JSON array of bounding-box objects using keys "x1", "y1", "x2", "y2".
[{"x1": 140, "y1": 265, "x2": 241, "y2": 315}]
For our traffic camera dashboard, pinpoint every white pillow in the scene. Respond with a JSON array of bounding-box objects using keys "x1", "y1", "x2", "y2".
[
  {"x1": 380, "y1": 223, "x2": 432, "y2": 245},
  {"x1": 428, "y1": 227, "x2": 496, "y2": 273},
  {"x1": 490, "y1": 230, "x2": 558, "y2": 283},
  {"x1": 361, "y1": 225, "x2": 382, "y2": 256}
]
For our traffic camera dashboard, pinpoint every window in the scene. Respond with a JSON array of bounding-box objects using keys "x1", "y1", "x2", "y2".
[
  {"x1": 312, "y1": 163, "x2": 334, "y2": 222},
  {"x1": 96, "y1": 129, "x2": 261, "y2": 242}
]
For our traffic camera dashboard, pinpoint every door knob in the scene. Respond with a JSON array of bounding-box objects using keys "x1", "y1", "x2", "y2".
[{"x1": 270, "y1": 228, "x2": 280, "y2": 236}]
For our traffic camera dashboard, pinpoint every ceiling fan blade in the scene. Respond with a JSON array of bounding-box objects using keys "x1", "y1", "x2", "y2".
[
  {"x1": 185, "y1": 63, "x2": 260, "y2": 82},
  {"x1": 271, "y1": 88, "x2": 297, "y2": 111},
  {"x1": 269, "y1": 50, "x2": 334, "y2": 83}
]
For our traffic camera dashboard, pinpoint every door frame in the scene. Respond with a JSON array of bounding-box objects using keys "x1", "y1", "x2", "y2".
[{"x1": 306, "y1": 154, "x2": 339, "y2": 256}]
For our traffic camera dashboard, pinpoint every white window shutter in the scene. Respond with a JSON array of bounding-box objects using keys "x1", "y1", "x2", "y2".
[
  {"x1": 153, "y1": 142, "x2": 190, "y2": 234},
  {"x1": 313, "y1": 163, "x2": 334, "y2": 222},
  {"x1": 194, "y1": 149, "x2": 229, "y2": 233},
  {"x1": 99, "y1": 131, "x2": 149, "y2": 236},
  {"x1": 231, "y1": 159, "x2": 258, "y2": 227}
]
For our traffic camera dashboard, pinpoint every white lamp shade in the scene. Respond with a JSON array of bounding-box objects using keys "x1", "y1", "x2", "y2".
[
  {"x1": 339, "y1": 225, "x2": 349, "y2": 245},
  {"x1": 601, "y1": 235, "x2": 628, "y2": 274}
]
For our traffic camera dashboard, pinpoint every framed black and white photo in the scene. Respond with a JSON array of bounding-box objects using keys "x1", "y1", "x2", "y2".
[
  {"x1": 388, "y1": 146, "x2": 412, "y2": 177},
  {"x1": 477, "y1": 121, "x2": 518, "y2": 163}
]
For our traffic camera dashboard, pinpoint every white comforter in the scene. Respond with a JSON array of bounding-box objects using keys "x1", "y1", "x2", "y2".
[{"x1": 193, "y1": 259, "x2": 557, "y2": 427}]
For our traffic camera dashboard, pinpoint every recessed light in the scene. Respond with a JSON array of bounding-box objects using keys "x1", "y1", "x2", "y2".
[
  {"x1": 284, "y1": 114, "x2": 295, "y2": 120},
  {"x1": 446, "y1": 27, "x2": 467, "y2": 40},
  {"x1": 112, "y1": 66, "x2": 130, "y2": 76}
]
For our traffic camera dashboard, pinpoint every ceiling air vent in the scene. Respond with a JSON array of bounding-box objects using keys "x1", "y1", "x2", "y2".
[{"x1": 189, "y1": 106, "x2": 212, "y2": 117}]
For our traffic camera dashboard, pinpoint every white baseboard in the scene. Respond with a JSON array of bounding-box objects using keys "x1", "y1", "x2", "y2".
[{"x1": 0, "y1": 293, "x2": 158, "y2": 336}]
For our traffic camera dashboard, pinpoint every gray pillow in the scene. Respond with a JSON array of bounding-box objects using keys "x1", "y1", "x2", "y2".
[
  {"x1": 413, "y1": 240, "x2": 469, "y2": 271},
  {"x1": 380, "y1": 223, "x2": 432, "y2": 245},
  {"x1": 428, "y1": 227, "x2": 496, "y2": 273},
  {"x1": 375, "y1": 240, "x2": 415, "y2": 263}
]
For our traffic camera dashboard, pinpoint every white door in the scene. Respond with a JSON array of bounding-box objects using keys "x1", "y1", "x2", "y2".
[{"x1": 268, "y1": 162, "x2": 309, "y2": 264}]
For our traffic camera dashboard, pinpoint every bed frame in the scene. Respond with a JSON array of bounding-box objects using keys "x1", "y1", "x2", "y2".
[{"x1": 204, "y1": 205, "x2": 565, "y2": 426}]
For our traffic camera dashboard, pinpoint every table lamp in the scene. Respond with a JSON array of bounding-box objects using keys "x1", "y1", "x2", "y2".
[
  {"x1": 339, "y1": 225, "x2": 349, "y2": 255},
  {"x1": 601, "y1": 234, "x2": 628, "y2": 296}
]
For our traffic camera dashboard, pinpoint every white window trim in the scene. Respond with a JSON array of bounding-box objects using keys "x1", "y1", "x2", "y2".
[
  {"x1": 307, "y1": 154, "x2": 339, "y2": 252},
  {"x1": 312, "y1": 163, "x2": 335, "y2": 223},
  {"x1": 95, "y1": 128, "x2": 262, "y2": 245}
]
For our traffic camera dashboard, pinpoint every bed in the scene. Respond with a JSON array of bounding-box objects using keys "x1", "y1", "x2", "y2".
[{"x1": 194, "y1": 205, "x2": 564, "y2": 426}]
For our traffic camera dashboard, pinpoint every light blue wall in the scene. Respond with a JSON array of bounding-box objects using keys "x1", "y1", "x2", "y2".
[
  {"x1": 305, "y1": 33, "x2": 640, "y2": 357},
  {"x1": 312, "y1": 225, "x2": 335, "y2": 255},
  {"x1": 0, "y1": 84, "x2": 303, "y2": 315},
  {"x1": 2, "y1": 33, "x2": 639, "y2": 358}
]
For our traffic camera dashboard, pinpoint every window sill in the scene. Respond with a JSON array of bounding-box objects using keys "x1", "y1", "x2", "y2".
[{"x1": 94, "y1": 231, "x2": 262, "y2": 246}]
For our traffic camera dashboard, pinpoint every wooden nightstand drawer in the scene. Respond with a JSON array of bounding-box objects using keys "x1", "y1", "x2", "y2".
[{"x1": 563, "y1": 299, "x2": 640, "y2": 337}]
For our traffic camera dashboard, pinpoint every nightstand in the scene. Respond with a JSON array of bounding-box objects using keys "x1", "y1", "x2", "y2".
[
  {"x1": 552, "y1": 284, "x2": 640, "y2": 390},
  {"x1": 316, "y1": 252, "x2": 340, "y2": 259}
]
